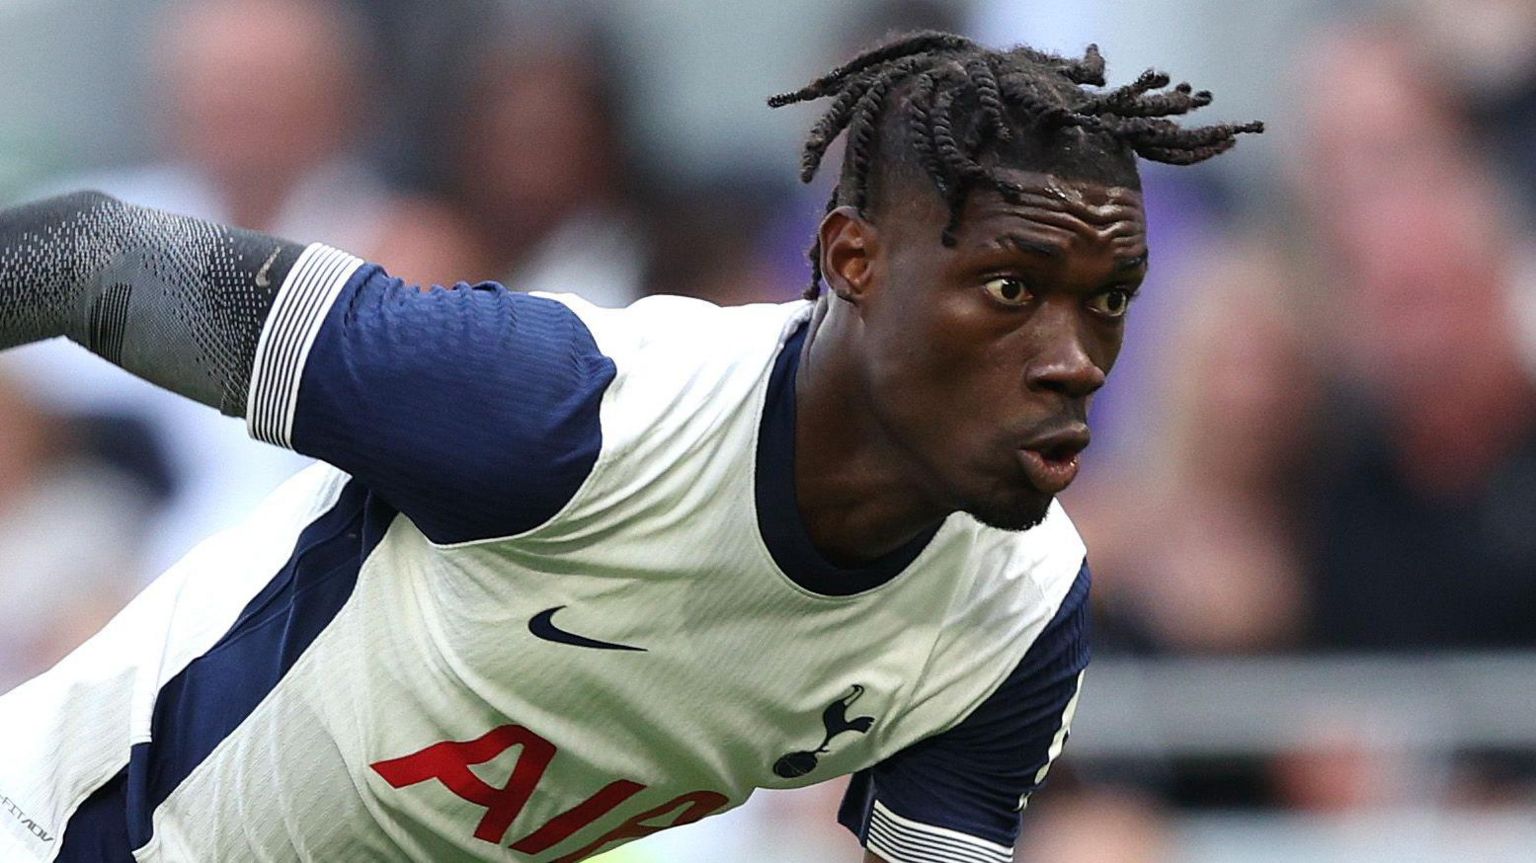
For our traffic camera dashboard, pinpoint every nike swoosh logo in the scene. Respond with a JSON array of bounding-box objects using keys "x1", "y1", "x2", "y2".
[
  {"x1": 254, "y1": 246, "x2": 282, "y2": 289},
  {"x1": 528, "y1": 606, "x2": 646, "y2": 652}
]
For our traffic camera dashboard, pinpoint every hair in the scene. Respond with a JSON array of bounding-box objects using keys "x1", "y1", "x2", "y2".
[{"x1": 768, "y1": 31, "x2": 1263, "y2": 299}]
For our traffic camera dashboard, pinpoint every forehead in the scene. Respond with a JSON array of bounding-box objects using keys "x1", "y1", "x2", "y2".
[
  {"x1": 876, "y1": 167, "x2": 1147, "y2": 262},
  {"x1": 952, "y1": 170, "x2": 1146, "y2": 253}
]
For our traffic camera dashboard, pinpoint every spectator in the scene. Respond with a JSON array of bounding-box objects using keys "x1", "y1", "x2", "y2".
[
  {"x1": 1070, "y1": 239, "x2": 1318, "y2": 654},
  {"x1": 93, "y1": 0, "x2": 475, "y2": 284},
  {"x1": 0, "y1": 373, "x2": 162, "y2": 691},
  {"x1": 1395, "y1": 0, "x2": 1536, "y2": 213},
  {"x1": 6, "y1": 0, "x2": 474, "y2": 578},
  {"x1": 1015, "y1": 786, "x2": 1173, "y2": 863},
  {"x1": 641, "y1": 177, "x2": 790, "y2": 305},
  {"x1": 441, "y1": 13, "x2": 648, "y2": 307},
  {"x1": 1298, "y1": 27, "x2": 1536, "y2": 649}
]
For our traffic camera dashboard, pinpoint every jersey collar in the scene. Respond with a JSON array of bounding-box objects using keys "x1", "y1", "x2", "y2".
[{"x1": 754, "y1": 320, "x2": 941, "y2": 596}]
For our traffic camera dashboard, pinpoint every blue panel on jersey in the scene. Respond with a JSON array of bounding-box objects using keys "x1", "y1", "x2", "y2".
[
  {"x1": 755, "y1": 321, "x2": 940, "y2": 596},
  {"x1": 838, "y1": 562, "x2": 1091, "y2": 848},
  {"x1": 120, "y1": 480, "x2": 395, "y2": 851},
  {"x1": 292, "y1": 268, "x2": 617, "y2": 544},
  {"x1": 57, "y1": 769, "x2": 133, "y2": 863}
]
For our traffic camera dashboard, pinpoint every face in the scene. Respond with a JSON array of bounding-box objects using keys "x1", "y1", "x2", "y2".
[
  {"x1": 824, "y1": 170, "x2": 1147, "y2": 530},
  {"x1": 463, "y1": 57, "x2": 613, "y2": 233},
  {"x1": 162, "y1": 0, "x2": 356, "y2": 184}
]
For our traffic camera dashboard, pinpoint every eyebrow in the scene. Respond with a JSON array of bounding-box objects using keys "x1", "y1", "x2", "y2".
[
  {"x1": 990, "y1": 233, "x2": 1061, "y2": 258},
  {"x1": 990, "y1": 234, "x2": 1149, "y2": 272}
]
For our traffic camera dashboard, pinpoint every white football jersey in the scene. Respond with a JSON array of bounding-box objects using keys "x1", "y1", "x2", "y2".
[{"x1": 0, "y1": 245, "x2": 1090, "y2": 863}]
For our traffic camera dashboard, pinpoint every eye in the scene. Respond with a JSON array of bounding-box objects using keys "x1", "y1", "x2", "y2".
[
  {"x1": 1088, "y1": 288, "x2": 1135, "y2": 319},
  {"x1": 983, "y1": 277, "x2": 1034, "y2": 306}
]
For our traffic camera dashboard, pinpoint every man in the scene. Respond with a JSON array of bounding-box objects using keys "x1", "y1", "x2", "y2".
[
  {"x1": 0, "y1": 31, "x2": 1257, "y2": 863},
  {"x1": 1299, "y1": 29, "x2": 1536, "y2": 649}
]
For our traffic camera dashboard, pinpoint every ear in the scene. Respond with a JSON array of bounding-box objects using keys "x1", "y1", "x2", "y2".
[{"x1": 818, "y1": 205, "x2": 880, "y2": 305}]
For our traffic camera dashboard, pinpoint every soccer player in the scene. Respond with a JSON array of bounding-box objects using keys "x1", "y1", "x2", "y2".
[{"x1": 0, "y1": 32, "x2": 1258, "y2": 863}]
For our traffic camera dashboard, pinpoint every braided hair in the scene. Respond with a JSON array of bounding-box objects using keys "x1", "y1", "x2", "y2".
[{"x1": 769, "y1": 31, "x2": 1263, "y2": 298}]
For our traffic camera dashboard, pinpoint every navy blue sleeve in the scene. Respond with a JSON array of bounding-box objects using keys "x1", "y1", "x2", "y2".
[
  {"x1": 839, "y1": 563, "x2": 1091, "y2": 862},
  {"x1": 252, "y1": 256, "x2": 616, "y2": 545}
]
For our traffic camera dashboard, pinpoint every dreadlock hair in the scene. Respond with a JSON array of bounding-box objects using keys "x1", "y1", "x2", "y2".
[{"x1": 768, "y1": 31, "x2": 1263, "y2": 299}]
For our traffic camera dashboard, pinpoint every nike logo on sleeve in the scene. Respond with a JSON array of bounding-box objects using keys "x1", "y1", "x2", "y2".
[{"x1": 254, "y1": 246, "x2": 282, "y2": 288}]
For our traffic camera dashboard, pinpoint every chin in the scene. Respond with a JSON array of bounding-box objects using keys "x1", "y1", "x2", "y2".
[{"x1": 964, "y1": 492, "x2": 1054, "y2": 532}]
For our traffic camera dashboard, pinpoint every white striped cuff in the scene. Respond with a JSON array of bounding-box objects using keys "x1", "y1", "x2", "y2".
[
  {"x1": 246, "y1": 243, "x2": 364, "y2": 448},
  {"x1": 866, "y1": 801, "x2": 1013, "y2": 863}
]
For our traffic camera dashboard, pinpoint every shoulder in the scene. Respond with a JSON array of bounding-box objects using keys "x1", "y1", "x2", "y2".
[
  {"x1": 877, "y1": 503, "x2": 1088, "y2": 744},
  {"x1": 448, "y1": 294, "x2": 812, "y2": 543},
  {"x1": 971, "y1": 500, "x2": 1087, "y2": 611},
  {"x1": 540, "y1": 293, "x2": 811, "y2": 367},
  {"x1": 836, "y1": 520, "x2": 1092, "y2": 858},
  {"x1": 943, "y1": 501, "x2": 1088, "y2": 638},
  {"x1": 540, "y1": 293, "x2": 811, "y2": 453}
]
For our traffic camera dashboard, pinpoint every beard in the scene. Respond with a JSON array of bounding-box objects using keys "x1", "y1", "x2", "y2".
[{"x1": 964, "y1": 489, "x2": 1054, "y2": 532}]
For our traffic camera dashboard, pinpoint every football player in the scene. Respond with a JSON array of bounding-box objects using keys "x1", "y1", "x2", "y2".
[{"x1": 0, "y1": 31, "x2": 1257, "y2": 863}]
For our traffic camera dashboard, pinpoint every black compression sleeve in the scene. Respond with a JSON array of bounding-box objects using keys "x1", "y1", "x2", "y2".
[{"x1": 0, "y1": 191, "x2": 307, "y2": 416}]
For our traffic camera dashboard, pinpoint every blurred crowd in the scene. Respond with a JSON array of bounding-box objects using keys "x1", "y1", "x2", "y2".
[{"x1": 3, "y1": 0, "x2": 1536, "y2": 859}]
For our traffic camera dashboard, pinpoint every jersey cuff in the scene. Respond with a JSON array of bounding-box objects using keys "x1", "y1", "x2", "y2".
[
  {"x1": 866, "y1": 801, "x2": 1013, "y2": 863},
  {"x1": 247, "y1": 243, "x2": 364, "y2": 447}
]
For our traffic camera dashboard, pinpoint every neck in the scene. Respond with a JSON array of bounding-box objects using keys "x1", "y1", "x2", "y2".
[{"x1": 792, "y1": 298, "x2": 950, "y2": 565}]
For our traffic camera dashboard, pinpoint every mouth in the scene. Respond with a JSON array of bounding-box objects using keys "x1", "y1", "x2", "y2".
[{"x1": 1017, "y1": 425, "x2": 1090, "y2": 496}]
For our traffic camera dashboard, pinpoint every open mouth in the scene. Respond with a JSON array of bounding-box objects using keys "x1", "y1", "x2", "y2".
[
  {"x1": 1017, "y1": 447, "x2": 1081, "y2": 495},
  {"x1": 1017, "y1": 426, "x2": 1090, "y2": 495}
]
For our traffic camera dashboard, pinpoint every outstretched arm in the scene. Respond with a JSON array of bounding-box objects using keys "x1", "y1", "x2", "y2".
[
  {"x1": 0, "y1": 190, "x2": 303, "y2": 415},
  {"x1": 0, "y1": 191, "x2": 618, "y2": 545}
]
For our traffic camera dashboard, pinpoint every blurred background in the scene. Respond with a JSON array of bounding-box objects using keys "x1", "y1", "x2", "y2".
[{"x1": 3, "y1": 0, "x2": 1536, "y2": 860}]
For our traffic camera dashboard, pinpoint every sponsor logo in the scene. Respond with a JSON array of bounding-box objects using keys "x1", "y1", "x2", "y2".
[
  {"x1": 773, "y1": 684, "x2": 877, "y2": 778},
  {"x1": 371, "y1": 724, "x2": 726, "y2": 862},
  {"x1": 528, "y1": 606, "x2": 646, "y2": 653},
  {"x1": 0, "y1": 790, "x2": 54, "y2": 845}
]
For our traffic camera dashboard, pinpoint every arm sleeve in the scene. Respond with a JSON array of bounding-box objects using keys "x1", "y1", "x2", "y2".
[
  {"x1": 0, "y1": 191, "x2": 304, "y2": 414},
  {"x1": 0, "y1": 192, "x2": 617, "y2": 544},
  {"x1": 248, "y1": 248, "x2": 617, "y2": 544},
  {"x1": 838, "y1": 563, "x2": 1091, "y2": 863}
]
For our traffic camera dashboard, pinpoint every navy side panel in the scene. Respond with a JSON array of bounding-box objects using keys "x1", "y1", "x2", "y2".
[
  {"x1": 291, "y1": 269, "x2": 616, "y2": 544},
  {"x1": 839, "y1": 562, "x2": 1092, "y2": 849},
  {"x1": 120, "y1": 480, "x2": 394, "y2": 850},
  {"x1": 56, "y1": 770, "x2": 132, "y2": 863}
]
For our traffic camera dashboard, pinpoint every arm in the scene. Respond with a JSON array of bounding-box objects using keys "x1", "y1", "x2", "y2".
[
  {"x1": 838, "y1": 564, "x2": 1091, "y2": 862},
  {"x1": 0, "y1": 191, "x2": 618, "y2": 543},
  {"x1": 0, "y1": 190, "x2": 303, "y2": 415}
]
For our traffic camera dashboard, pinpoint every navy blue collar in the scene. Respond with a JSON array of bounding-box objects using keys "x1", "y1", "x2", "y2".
[{"x1": 754, "y1": 321, "x2": 941, "y2": 596}]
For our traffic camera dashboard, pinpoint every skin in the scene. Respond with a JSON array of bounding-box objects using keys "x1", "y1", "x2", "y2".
[
  {"x1": 797, "y1": 168, "x2": 1146, "y2": 862},
  {"x1": 159, "y1": 0, "x2": 362, "y2": 231},
  {"x1": 794, "y1": 169, "x2": 1148, "y2": 568}
]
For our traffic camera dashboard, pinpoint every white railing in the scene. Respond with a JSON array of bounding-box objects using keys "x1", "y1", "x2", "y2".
[{"x1": 1070, "y1": 653, "x2": 1536, "y2": 756}]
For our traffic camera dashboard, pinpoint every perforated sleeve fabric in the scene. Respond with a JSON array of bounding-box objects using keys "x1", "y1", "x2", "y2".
[
  {"x1": 0, "y1": 191, "x2": 304, "y2": 414},
  {"x1": 838, "y1": 563, "x2": 1091, "y2": 862},
  {"x1": 249, "y1": 255, "x2": 618, "y2": 545}
]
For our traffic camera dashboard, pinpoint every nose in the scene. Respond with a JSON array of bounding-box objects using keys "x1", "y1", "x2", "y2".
[{"x1": 1025, "y1": 314, "x2": 1107, "y2": 400}]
